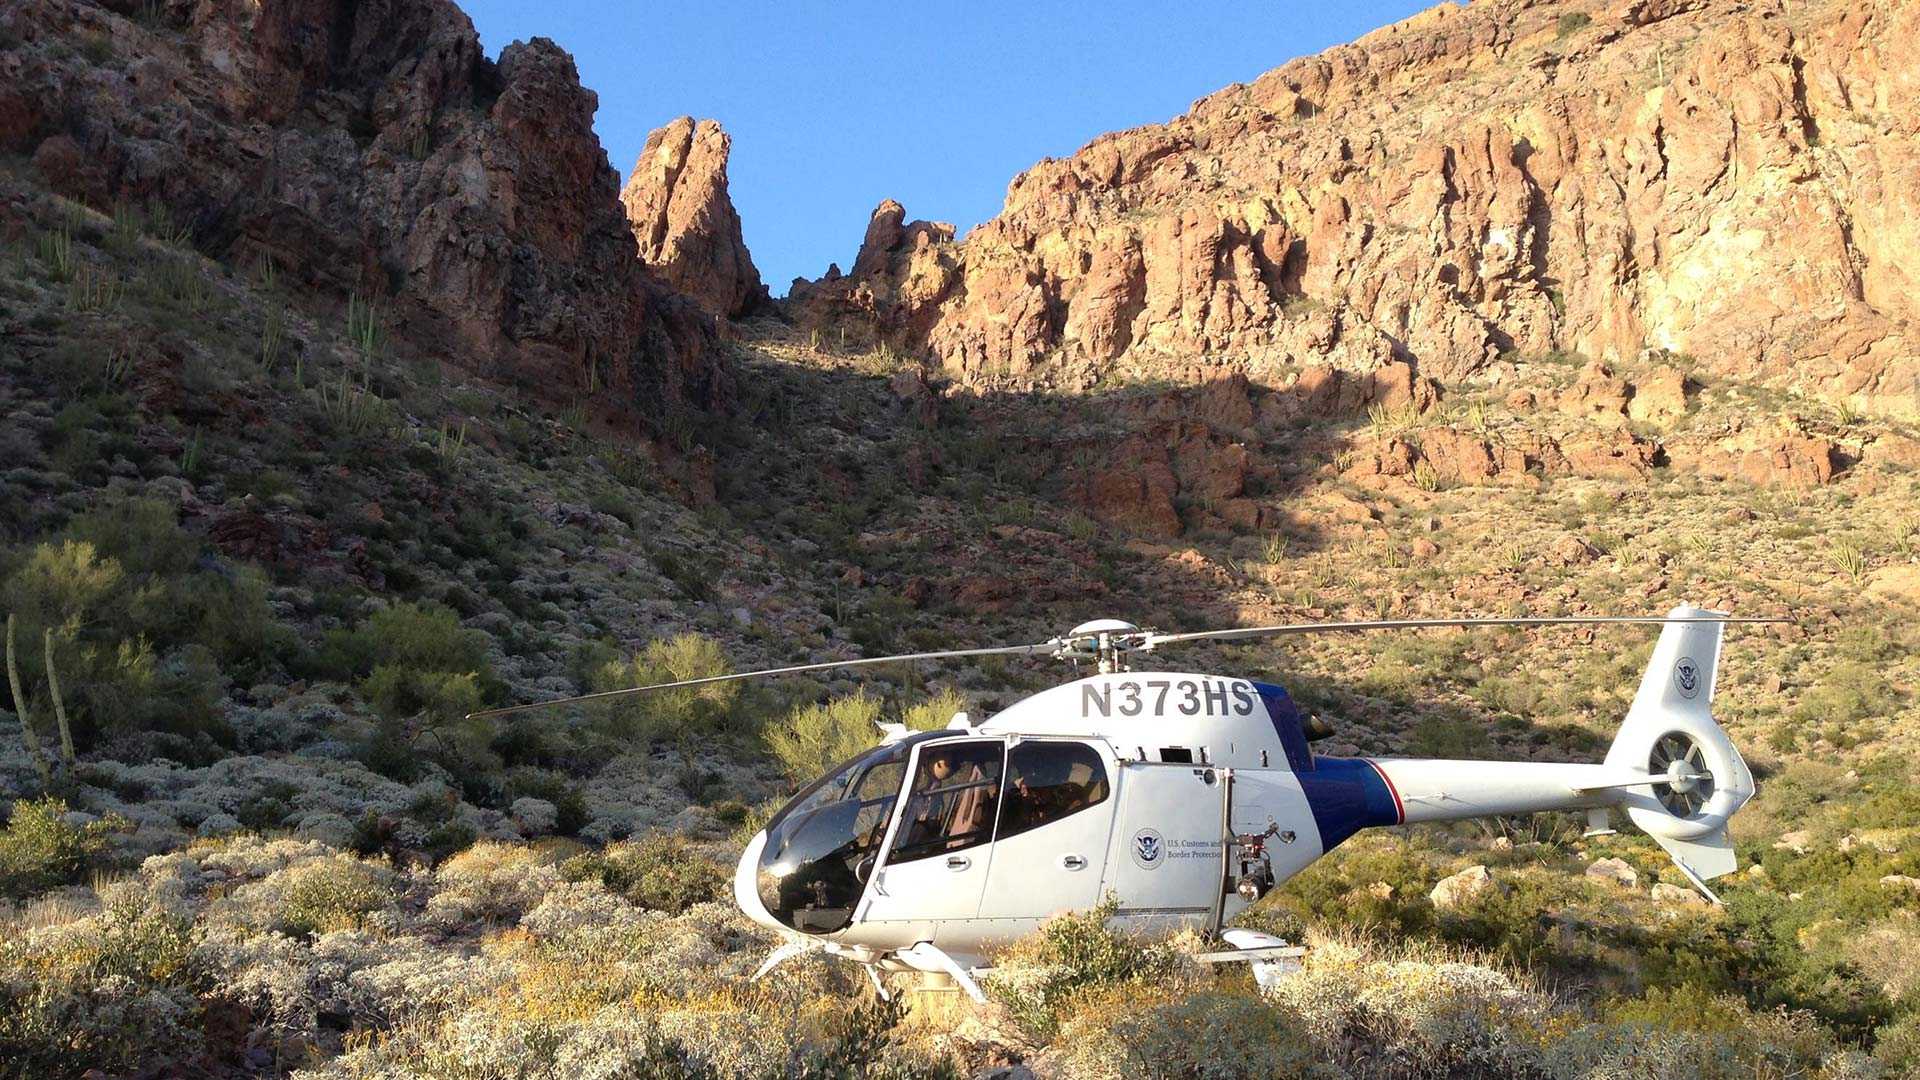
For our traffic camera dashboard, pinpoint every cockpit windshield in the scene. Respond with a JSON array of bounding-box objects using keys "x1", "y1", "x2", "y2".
[{"x1": 755, "y1": 735, "x2": 940, "y2": 934}]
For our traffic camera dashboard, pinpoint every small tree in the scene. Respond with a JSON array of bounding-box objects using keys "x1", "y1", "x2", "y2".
[
  {"x1": 766, "y1": 690, "x2": 886, "y2": 786},
  {"x1": 763, "y1": 685, "x2": 968, "y2": 786},
  {"x1": 593, "y1": 633, "x2": 736, "y2": 769},
  {"x1": 900, "y1": 686, "x2": 969, "y2": 732}
]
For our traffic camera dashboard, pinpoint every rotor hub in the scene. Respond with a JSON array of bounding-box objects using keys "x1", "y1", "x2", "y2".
[{"x1": 1057, "y1": 619, "x2": 1147, "y2": 673}]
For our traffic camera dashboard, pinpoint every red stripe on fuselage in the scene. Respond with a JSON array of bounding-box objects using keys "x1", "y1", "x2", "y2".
[{"x1": 1366, "y1": 759, "x2": 1405, "y2": 824}]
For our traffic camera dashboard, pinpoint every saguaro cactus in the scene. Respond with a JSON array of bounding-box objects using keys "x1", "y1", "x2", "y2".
[
  {"x1": 44, "y1": 629, "x2": 75, "y2": 767},
  {"x1": 5, "y1": 615, "x2": 52, "y2": 790}
]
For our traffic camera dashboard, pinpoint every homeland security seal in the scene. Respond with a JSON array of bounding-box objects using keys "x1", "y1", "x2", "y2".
[
  {"x1": 1131, "y1": 828, "x2": 1165, "y2": 870},
  {"x1": 1675, "y1": 656, "x2": 1700, "y2": 699}
]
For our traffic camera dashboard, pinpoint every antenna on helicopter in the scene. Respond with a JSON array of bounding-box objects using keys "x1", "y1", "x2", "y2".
[{"x1": 466, "y1": 612, "x2": 1789, "y2": 721}]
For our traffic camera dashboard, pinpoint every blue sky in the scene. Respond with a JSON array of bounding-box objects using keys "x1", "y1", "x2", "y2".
[{"x1": 460, "y1": 1, "x2": 1444, "y2": 294}]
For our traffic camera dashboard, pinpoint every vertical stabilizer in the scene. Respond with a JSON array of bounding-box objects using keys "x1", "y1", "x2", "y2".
[{"x1": 1602, "y1": 604, "x2": 1754, "y2": 881}]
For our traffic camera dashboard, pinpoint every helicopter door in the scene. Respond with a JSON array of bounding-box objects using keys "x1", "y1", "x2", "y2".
[
  {"x1": 976, "y1": 739, "x2": 1117, "y2": 929},
  {"x1": 1101, "y1": 762, "x2": 1227, "y2": 936},
  {"x1": 860, "y1": 739, "x2": 1006, "y2": 932}
]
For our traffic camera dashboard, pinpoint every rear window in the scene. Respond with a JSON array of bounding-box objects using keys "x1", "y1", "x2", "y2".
[{"x1": 997, "y1": 741, "x2": 1109, "y2": 839}]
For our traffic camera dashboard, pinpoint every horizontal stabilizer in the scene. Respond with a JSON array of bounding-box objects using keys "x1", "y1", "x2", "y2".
[{"x1": 1654, "y1": 828, "x2": 1739, "y2": 883}]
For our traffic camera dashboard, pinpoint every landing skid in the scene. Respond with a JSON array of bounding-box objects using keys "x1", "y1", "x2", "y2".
[{"x1": 1203, "y1": 929, "x2": 1308, "y2": 990}]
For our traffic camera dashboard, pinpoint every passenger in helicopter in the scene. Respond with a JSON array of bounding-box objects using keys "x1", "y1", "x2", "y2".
[
  {"x1": 1000, "y1": 744, "x2": 1109, "y2": 836},
  {"x1": 902, "y1": 746, "x2": 999, "y2": 851}
]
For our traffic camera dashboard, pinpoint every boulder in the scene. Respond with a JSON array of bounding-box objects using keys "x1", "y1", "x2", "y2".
[
  {"x1": 1627, "y1": 365, "x2": 1690, "y2": 425},
  {"x1": 1560, "y1": 362, "x2": 1632, "y2": 424},
  {"x1": 1430, "y1": 864, "x2": 1500, "y2": 909},
  {"x1": 1585, "y1": 857, "x2": 1638, "y2": 888},
  {"x1": 1651, "y1": 882, "x2": 1707, "y2": 906}
]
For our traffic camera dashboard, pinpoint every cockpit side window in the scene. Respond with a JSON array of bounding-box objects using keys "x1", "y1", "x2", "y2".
[
  {"x1": 888, "y1": 740, "x2": 1004, "y2": 863},
  {"x1": 997, "y1": 741, "x2": 1110, "y2": 840}
]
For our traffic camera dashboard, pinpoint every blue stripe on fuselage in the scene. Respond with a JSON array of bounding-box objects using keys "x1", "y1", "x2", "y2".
[
  {"x1": 1298, "y1": 757, "x2": 1403, "y2": 851},
  {"x1": 1250, "y1": 682, "x2": 1315, "y2": 773}
]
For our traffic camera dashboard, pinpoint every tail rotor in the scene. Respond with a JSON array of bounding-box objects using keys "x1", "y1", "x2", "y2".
[{"x1": 1603, "y1": 603, "x2": 1756, "y2": 886}]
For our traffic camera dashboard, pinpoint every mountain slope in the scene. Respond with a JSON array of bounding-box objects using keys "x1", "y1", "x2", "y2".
[{"x1": 794, "y1": 0, "x2": 1920, "y2": 422}]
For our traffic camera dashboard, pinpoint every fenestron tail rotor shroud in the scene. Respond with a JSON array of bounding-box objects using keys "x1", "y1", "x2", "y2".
[{"x1": 466, "y1": 612, "x2": 1790, "y2": 721}]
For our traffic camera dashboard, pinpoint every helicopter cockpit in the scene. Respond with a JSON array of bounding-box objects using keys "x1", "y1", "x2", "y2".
[{"x1": 753, "y1": 731, "x2": 1115, "y2": 936}]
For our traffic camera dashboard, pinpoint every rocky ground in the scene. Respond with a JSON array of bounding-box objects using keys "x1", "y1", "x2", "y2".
[{"x1": 1, "y1": 0, "x2": 1918, "y2": 1076}]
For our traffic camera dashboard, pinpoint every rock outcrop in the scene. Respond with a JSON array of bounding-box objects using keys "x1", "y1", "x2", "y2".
[
  {"x1": 620, "y1": 117, "x2": 768, "y2": 319},
  {"x1": 791, "y1": 0, "x2": 1920, "y2": 422},
  {"x1": 3, "y1": 0, "x2": 730, "y2": 414}
]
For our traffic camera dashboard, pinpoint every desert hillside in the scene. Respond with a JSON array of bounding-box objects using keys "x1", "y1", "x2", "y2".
[{"x1": 0, "y1": 0, "x2": 1917, "y2": 1077}]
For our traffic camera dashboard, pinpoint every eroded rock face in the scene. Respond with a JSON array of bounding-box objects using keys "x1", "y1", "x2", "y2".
[
  {"x1": 4, "y1": 0, "x2": 730, "y2": 414},
  {"x1": 620, "y1": 117, "x2": 768, "y2": 319},
  {"x1": 792, "y1": 0, "x2": 1920, "y2": 421}
]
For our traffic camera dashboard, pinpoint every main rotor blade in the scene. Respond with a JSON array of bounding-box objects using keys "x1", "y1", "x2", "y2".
[
  {"x1": 1136, "y1": 615, "x2": 1790, "y2": 650},
  {"x1": 465, "y1": 640, "x2": 1062, "y2": 721}
]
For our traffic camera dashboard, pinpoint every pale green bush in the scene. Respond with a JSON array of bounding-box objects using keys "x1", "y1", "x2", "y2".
[
  {"x1": 560, "y1": 832, "x2": 727, "y2": 913},
  {"x1": 278, "y1": 856, "x2": 396, "y2": 937},
  {"x1": 983, "y1": 899, "x2": 1204, "y2": 1042},
  {"x1": 0, "y1": 882, "x2": 201, "y2": 1075},
  {"x1": 0, "y1": 797, "x2": 125, "y2": 899},
  {"x1": 1271, "y1": 935, "x2": 1552, "y2": 1079},
  {"x1": 765, "y1": 689, "x2": 885, "y2": 785},
  {"x1": 1050, "y1": 990, "x2": 1339, "y2": 1080},
  {"x1": 592, "y1": 633, "x2": 740, "y2": 756}
]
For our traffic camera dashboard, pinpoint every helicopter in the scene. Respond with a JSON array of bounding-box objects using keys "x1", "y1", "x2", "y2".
[{"x1": 473, "y1": 603, "x2": 1782, "y2": 1001}]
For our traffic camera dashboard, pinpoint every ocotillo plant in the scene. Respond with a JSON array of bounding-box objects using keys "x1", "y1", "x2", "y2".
[{"x1": 5, "y1": 614, "x2": 52, "y2": 790}]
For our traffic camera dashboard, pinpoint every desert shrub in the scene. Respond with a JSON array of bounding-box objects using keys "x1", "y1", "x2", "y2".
[
  {"x1": 4, "y1": 501, "x2": 285, "y2": 743},
  {"x1": 764, "y1": 689, "x2": 885, "y2": 785},
  {"x1": 0, "y1": 797, "x2": 125, "y2": 899},
  {"x1": 64, "y1": 496, "x2": 198, "y2": 578},
  {"x1": 1877, "y1": 1012, "x2": 1920, "y2": 1071},
  {"x1": 562, "y1": 833, "x2": 726, "y2": 913},
  {"x1": 1792, "y1": 662, "x2": 1897, "y2": 727},
  {"x1": 502, "y1": 767, "x2": 590, "y2": 835},
  {"x1": 1052, "y1": 989, "x2": 1335, "y2": 1080},
  {"x1": 1273, "y1": 935, "x2": 1551, "y2": 1080},
  {"x1": 1262, "y1": 831, "x2": 1437, "y2": 938},
  {"x1": 2, "y1": 540, "x2": 156, "y2": 738},
  {"x1": 983, "y1": 899, "x2": 1197, "y2": 1041},
  {"x1": 316, "y1": 602, "x2": 498, "y2": 765},
  {"x1": 278, "y1": 856, "x2": 395, "y2": 937},
  {"x1": 315, "y1": 602, "x2": 483, "y2": 684},
  {"x1": 184, "y1": 564, "x2": 288, "y2": 672},
  {"x1": 0, "y1": 884, "x2": 201, "y2": 1077},
  {"x1": 1544, "y1": 999, "x2": 1841, "y2": 1080},
  {"x1": 1557, "y1": 11, "x2": 1591, "y2": 38},
  {"x1": 426, "y1": 841, "x2": 569, "y2": 930}
]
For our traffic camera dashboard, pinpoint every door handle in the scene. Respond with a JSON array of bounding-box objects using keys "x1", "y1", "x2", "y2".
[
  {"x1": 945, "y1": 854, "x2": 971, "y2": 871},
  {"x1": 1061, "y1": 854, "x2": 1087, "y2": 871}
]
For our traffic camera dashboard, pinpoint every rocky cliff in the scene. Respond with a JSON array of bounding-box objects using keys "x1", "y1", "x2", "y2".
[
  {"x1": 0, "y1": 0, "x2": 730, "y2": 413},
  {"x1": 620, "y1": 116, "x2": 768, "y2": 320},
  {"x1": 792, "y1": 0, "x2": 1920, "y2": 421}
]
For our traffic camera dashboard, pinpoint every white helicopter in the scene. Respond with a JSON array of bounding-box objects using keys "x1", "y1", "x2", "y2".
[{"x1": 475, "y1": 604, "x2": 1781, "y2": 1000}]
